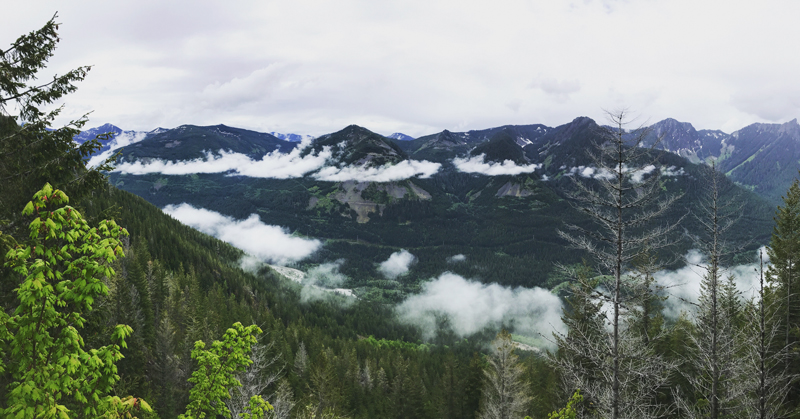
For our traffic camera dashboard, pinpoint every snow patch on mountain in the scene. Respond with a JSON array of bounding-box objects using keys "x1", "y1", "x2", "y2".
[
  {"x1": 387, "y1": 132, "x2": 415, "y2": 141},
  {"x1": 269, "y1": 132, "x2": 315, "y2": 142}
]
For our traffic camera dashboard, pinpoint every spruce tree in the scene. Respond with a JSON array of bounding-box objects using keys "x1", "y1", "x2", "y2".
[
  {"x1": 767, "y1": 179, "x2": 800, "y2": 353},
  {"x1": 0, "y1": 14, "x2": 115, "y2": 248},
  {"x1": 766, "y1": 177, "x2": 800, "y2": 412}
]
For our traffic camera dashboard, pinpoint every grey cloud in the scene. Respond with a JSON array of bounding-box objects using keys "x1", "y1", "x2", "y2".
[
  {"x1": 10, "y1": 1, "x2": 800, "y2": 137},
  {"x1": 732, "y1": 86, "x2": 800, "y2": 122},
  {"x1": 199, "y1": 63, "x2": 302, "y2": 108},
  {"x1": 531, "y1": 77, "x2": 581, "y2": 102}
]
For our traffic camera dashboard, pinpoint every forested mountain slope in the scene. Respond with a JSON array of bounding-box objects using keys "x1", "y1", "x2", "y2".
[
  {"x1": 68, "y1": 186, "x2": 561, "y2": 419},
  {"x1": 106, "y1": 118, "x2": 774, "y2": 301}
]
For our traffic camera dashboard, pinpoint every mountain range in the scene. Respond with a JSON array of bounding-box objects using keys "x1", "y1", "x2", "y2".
[
  {"x1": 85, "y1": 115, "x2": 783, "y2": 301},
  {"x1": 643, "y1": 118, "x2": 800, "y2": 202}
]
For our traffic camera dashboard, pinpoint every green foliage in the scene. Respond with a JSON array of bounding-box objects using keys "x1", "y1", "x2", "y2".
[
  {"x1": 180, "y1": 322, "x2": 271, "y2": 419},
  {"x1": 0, "y1": 183, "x2": 147, "y2": 418},
  {"x1": 360, "y1": 183, "x2": 392, "y2": 205},
  {"x1": 539, "y1": 389, "x2": 582, "y2": 419},
  {"x1": 362, "y1": 335, "x2": 430, "y2": 352}
]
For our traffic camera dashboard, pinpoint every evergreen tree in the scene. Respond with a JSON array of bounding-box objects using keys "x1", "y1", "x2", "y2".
[
  {"x1": 741, "y1": 251, "x2": 794, "y2": 419},
  {"x1": 766, "y1": 177, "x2": 800, "y2": 403},
  {"x1": 0, "y1": 14, "x2": 115, "y2": 248}
]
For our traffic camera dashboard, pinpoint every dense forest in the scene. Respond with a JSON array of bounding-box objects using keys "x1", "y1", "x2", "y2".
[{"x1": 4, "y1": 15, "x2": 800, "y2": 419}]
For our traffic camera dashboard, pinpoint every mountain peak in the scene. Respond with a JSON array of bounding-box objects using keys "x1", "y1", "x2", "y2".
[
  {"x1": 571, "y1": 116, "x2": 595, "y2": 126},
  {"x1": 73, "y1": 123, "x2": 124, "y2": 144},
  {"x1": 651, "y1": 118, "x2": 698, "y2": 137},
  {"x1": 388, "y1": 132, "x2": 415, "y2": 141},
  {"x1": 654, "y1": 118, "x2": 695, "y2": 130},
  {"x1": 470, "y1": 129, "x2": 528, "y2": 165},
  {"x1": 309, "y1": 125, "x2": 407, "y2": 167},
  {"x1": 779, "y1": 118, "x2": 800, "y2": 136}
]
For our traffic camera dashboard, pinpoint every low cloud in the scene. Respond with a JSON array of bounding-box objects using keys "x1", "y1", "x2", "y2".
[
  {"x1": 313, "y1": 160, "x2": 441, "y2": 182},
  {"x1": 630, "y1": 165, "x2": 656, "y2": 183},
  {"x1": 567, "y1": 164, "x2": 679, "y2": 183},
  {"x1": 300, "y1": 260, "x2": 355, "y2": 303},
  {"x1": 661, "y1": 165, "x2": 685, "y2": 177},
  {"x1": 162, "y1": 203, "x2": 321, "y2": 265},
  {"x1": 378, "y1": 249, "x2": 416, "y2": 279},
  {"x1": 305, "y1": 260, "x2": 348, "y2": 288},
  {"x1": 396, "y1": 273, "x2": 565, "y2": 347},
  {"x1": 447, "y1": 254, "x2": 467, "y2": 263},
  {"x1": 568, "y1": 165, "x2": 615, "y2": 181},
  {"x1": 453, "y1": 154, "x2": 541, "y2": 176},
  {"x1": 654, "y1": 248, "x2": 766, "y2": 319},
  {"x1": 114, "y1": 138, "x2": 332, "y2": 178},
  {"x1": 112, "y1": 138, "x2": 441, "y2": 182},
  {"x1": 88, "y1": 130, "x2": 149, "y2": 168}
]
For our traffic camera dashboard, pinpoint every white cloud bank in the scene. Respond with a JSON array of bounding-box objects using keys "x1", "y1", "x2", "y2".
[
  {"x1": 396, "y1": 273, "x2": 565, "y2": 347},
  {"x1": 567, "y1": 164, "x2": 684, "y2": 183},
  {"x1": 162, "y1": 203, "x2": 321, "y2": 265},
  {"x1": 453, "y1": 154, "x2": 541, "y2": 176},
  {"x1": 113, "y1": 139, "x2": 441, "y2": 182},
  {"x1": 378, "y1": 249, "x2": 416, "y2": 279},
  {"x1": 314, "y1": 160, "x2": 440, "y2": 182},
  {"x1": 114, "y1": 139, "x2": 332, "y2": 178}
]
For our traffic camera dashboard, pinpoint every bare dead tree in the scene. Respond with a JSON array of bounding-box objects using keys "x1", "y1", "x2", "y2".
[
  {"x1": 226, "y1": 341, "x2": 284, "y2": 419},
  {"x1": 294, "y1": 341, "x2": 309, "y2": 378},
  {"x1": 267, "y1": 380, "x2": 296, "y2": 419},
  {"x1": 478, "y1": 330, "x2": 531, "y2": 419},
  {"x1": 553, "y1": 109, "x2": 683, "y2": 419},
  {"x1": 675, "y1": 161, "x2": 745, "y2": 419}
]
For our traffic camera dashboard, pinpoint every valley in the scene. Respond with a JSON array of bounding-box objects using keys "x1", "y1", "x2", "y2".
[{"x1": 99, "y1": 116, "x2": 776, "y2": 302}]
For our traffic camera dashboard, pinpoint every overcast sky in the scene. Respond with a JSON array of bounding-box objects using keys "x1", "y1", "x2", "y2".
[{"x1": 5, "y1": 1, "x2": 799, "y2": 137}]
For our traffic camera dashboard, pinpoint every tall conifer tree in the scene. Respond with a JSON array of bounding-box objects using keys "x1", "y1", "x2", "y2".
[
  {"x1": 766, "y1": 178, "x2": 800, "y2": 412},
  {"x1": 767, "y1": 179, "x2": 800, "y2": 350}
]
